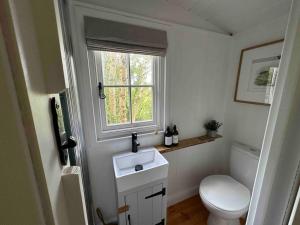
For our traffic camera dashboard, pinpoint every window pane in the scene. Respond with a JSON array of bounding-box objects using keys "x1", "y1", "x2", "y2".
[
  {"x1": 101, "y1": 52, "x2": 129, "y2": 85},
  {"x1": 131, "y1": 87, "x2": 153, "y2": 122},
  {"x1": 104, "y1": 87, "x2": 130, "y2": 125},
  {"x1": 130, "y1": 54, "x2": 153, "y2": 85}
]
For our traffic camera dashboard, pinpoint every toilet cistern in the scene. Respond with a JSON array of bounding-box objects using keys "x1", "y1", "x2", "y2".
[{"x1": 199, "y1": 142, "x2": 260, "y2": 225}]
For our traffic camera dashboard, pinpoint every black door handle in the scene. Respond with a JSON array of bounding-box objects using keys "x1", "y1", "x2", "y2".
[
  {"x1": 61, "y1": 136, "x2": 77, "y2": 150},
  {"x1": 145, "y1": 188, "x2": 166, "y2": 199}
]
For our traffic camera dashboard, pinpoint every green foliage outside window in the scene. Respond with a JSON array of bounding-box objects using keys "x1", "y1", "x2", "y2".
[{"x1": 101, "y1": 52, "x2": 154, "y2": 126}]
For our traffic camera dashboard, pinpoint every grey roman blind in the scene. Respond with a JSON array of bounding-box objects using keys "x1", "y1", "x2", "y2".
[{"x1": 84, "y1": 16, "x2": 168, "y2": 56}]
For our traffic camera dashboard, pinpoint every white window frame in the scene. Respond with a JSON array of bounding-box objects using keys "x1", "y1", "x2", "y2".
[{"x1": 88, "y1": 50, "x2": 165, "y2": 141}]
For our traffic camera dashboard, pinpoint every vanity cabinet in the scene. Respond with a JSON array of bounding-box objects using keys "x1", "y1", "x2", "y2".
[
  {"x1": 112, "y1": 148, "x2": 169, "y2": 225},
  {"x1": 117, "y1": 180, "x2": 168, "y2": 225}
]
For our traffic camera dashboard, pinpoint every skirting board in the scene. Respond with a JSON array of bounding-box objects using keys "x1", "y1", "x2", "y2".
[{"x1": 167, "y1": 185, "x2": 199, "y2": 206}]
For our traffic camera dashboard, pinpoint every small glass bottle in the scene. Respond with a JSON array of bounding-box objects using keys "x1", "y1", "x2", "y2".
[
  {"x1": 172, "y1": 125, "x2": 179, "y2": 146},
  {"x1": 164, "y1": 126, "x2": 172, "y2": 147}
]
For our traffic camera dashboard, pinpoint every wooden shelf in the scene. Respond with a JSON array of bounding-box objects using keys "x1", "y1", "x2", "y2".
[{"x1": 155, "y1": 134, "x2": 222, "y2": 154}]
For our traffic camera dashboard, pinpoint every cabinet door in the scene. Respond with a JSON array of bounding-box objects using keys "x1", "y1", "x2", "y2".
[
  {"x1": 125, "y1": 184, "x2": 164, "y2": 225},
  {"x1": 125, "y1": 192, "x2": 138, "y2": 225}
]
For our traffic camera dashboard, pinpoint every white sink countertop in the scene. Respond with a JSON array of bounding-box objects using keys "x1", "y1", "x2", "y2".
[{"x1": 113, "y1": 147, "x2": 169, "y2": 193}]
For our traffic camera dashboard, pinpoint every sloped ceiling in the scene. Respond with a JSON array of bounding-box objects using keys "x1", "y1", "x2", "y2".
[
  {"x1": 80, "y1": 0, "x2": 227, "y2": 33},
  {"x1": 166, "y1": 0, "x2": 292, "y2": 34},
  {"x1": 80, "y1": 0, "x2": 292, "y2": 34}
]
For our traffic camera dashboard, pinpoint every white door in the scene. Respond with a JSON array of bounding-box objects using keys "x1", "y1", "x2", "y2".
[{"x1": 125, "y1": 184, "x2": 165, "y2": 225}]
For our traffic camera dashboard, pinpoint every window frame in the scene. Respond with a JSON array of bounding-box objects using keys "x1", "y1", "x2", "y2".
[
  {"x1": 98, "y1": 52, "x2": 157, "y2": 130},
  {"x1": 88, "y1": 50, "x2": 165, "y2": 141}
]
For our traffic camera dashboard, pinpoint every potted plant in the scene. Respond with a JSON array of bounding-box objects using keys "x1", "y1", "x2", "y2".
[{"x1": 204, "y1": 120, "x2": 223, "y2": 138}]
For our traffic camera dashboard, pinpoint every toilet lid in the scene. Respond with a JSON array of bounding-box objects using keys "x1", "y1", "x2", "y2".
[{"x1": 199, "y1": 175, "x2": 250, "y2": 212}]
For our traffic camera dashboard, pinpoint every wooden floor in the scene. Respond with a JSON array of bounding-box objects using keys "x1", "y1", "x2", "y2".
[{"x1": 167, "y1": 196, "x2": 246, "y2": 225}]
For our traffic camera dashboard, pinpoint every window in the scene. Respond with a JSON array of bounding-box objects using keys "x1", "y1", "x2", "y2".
[
  {"x1": 102, "y1": 52, "x2": 154, "y2": 125},
  {"x1": 89, "y1": 51, "x2": 165, "y2": 140}
]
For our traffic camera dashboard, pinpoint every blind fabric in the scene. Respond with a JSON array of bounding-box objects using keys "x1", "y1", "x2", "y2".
[{"x1": 84, "y1": 16, "x2": 168, "y2": 56}]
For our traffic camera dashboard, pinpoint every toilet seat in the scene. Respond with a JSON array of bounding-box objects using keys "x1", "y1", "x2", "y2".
[{"x1": 199, "y1": 175, "x2": 250, "y2": 213}]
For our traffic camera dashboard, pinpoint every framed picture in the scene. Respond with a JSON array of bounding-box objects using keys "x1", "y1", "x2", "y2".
[{"x1": 234, "y1": 39, "x2": 284, "y2": 106}]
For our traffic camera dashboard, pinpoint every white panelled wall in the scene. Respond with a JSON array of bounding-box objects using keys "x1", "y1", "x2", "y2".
[
  {"x1": 69, "y1": 2, "x2": 231, "y2": 222},
  {"x1": 69, "y1": 2, "x2": 290, "y2": 223},
  {"x1": 223, "y1": 15, "x2": 289, "y2": 151},
  {"x1": 166, "y1": 26, "x2": 231, "y2": 205},
  {"x1": 91, "y1": 21, "x2": 230, "y2": 222}
]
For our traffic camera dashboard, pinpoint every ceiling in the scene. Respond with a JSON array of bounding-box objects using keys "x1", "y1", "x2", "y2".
[
  {"x1": 165, "y1": 0, "x2": 292, "y2": 34},
  {"x1": 81, "y1": 0, "x2": 292, "y2": 34}
]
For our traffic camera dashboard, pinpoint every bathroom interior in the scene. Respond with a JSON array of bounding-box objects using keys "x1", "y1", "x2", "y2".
[{"x1": 2, "y1": 0, "x2": 300, "y2": 225}]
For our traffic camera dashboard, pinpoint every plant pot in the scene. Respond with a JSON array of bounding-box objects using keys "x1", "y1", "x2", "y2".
[{"x1": 207, "y1": 130, "x2": 217, "y2": 138}]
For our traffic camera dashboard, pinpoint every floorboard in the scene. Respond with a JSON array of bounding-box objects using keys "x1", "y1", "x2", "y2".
[{"x1": 167, "y1": 196, "x2": 246, "y2": 225}]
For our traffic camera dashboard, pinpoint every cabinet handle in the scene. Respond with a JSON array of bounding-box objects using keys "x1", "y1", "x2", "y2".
[
  {"x1": 155, "y1": 219, "x2": 165, "y2": 225},
  {"x1": 128, "y1": 214, "x2": 131, "y2": 225},
  {"x1": 145, "y1": 188, "x2": 166, "y2": 199}
]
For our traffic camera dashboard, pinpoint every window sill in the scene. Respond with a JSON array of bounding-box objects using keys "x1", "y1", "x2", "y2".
[
  {"x1": 97, "y1": 127, "x2": 163, "y2": 142},
  {"x1": 155, "y1": 134, "x2": 222, "y2": 154}
]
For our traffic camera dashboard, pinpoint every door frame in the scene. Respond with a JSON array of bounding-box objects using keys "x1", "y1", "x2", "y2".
[
  {"x1": 55, "y1": 0, "x2": 96, "y2": 223},
  {"x1": 246, "y1": 1, "x2": 300, "y2": 224}
]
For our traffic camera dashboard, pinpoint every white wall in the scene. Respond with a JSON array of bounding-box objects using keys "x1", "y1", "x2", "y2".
[
  {"x1": 70, "y1": 2, "x2": 290, "y2": 223},
  {"x1": 166, "y1": 26, "x2": 231, "y2": 205},
  {"x1": 223, "y1": 15, "x2": 289, "y2": 151},
  {"x1": 0, "y1": 27, "x2": 45, "y2": 225},
  {"x1": 93, "y1": 26, "x2": 230, "y2": 219},
  {"x1": 1, "y1": 0, "x2": 72, "y2": 224},
  {"x1": 69, "y1": 2, "x2": 231, "y2": 222}
]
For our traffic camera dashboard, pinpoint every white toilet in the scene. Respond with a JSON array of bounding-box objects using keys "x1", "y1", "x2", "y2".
[{"x1": 199, "y1": 142, "x2": 260, "y2": 225}]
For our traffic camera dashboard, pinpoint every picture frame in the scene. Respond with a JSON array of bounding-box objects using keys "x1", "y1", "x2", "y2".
[{"x1": 234, "y1": 39, "x2": 284, "y2": 106}]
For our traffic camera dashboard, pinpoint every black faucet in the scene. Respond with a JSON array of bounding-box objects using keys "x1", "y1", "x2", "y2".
[{"x1": 132, "y1": 133, "x2": 140, "y2": 153}]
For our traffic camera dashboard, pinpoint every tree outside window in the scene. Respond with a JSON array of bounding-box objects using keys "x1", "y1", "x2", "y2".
[{"x1": 101, "y1": 52, "x2": 154, "y2": 126}]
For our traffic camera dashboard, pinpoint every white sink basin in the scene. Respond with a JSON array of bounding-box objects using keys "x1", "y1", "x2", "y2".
[{"x1": 113, "y1": 147, "x2": 169, "y2": 193}]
